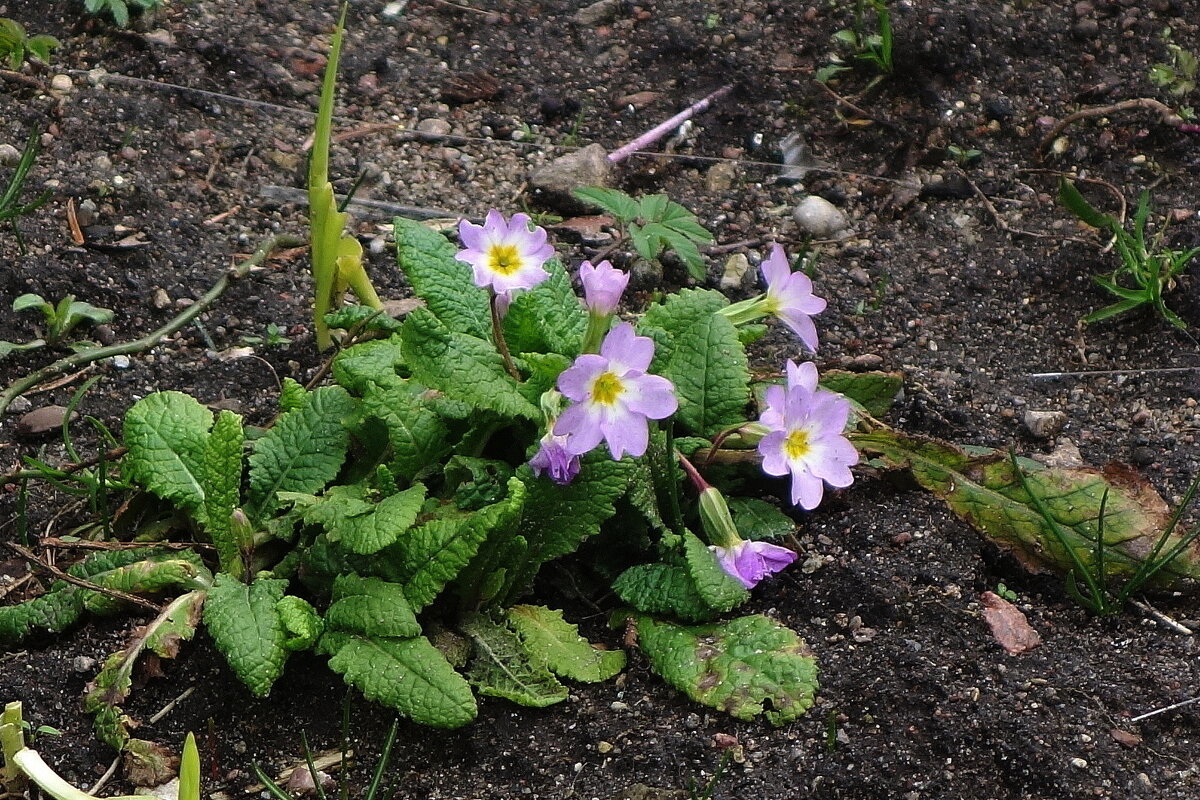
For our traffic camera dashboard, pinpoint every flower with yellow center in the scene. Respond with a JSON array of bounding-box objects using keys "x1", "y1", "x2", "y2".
[
  {"x1": 456, "y1": 210, "x2": 554, "y2": 300},
  {"x1": 555, "y1": 323, "x2": 677, "y2": 460},
  {"x1": 758, "y1": 358, "x2": 857, "y2": 509}
]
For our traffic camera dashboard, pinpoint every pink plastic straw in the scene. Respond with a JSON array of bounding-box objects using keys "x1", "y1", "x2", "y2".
[{"x1": 607, "y1": 85, "x2": 734, "y2": 163}]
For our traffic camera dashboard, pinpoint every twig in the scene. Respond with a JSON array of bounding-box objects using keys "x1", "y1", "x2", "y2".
[
  {"x1": 1130, "y1": 598, "x2": 1193, "y2": 635},
  {"x1": 148, "y1": 685, "x2": 196, "y2": 724},
  {"x1": 1038, "y1": 98, "x2": 1186, "y2": 156},
  {"x1": 607, "y1": 85, "x2": 733, "y2": 163},
  {"x1": 0, "y1": 446, "x2": 127, "y2": 488},
  {"x1": 258, "y1": 184, "x2": 463, "y2": 221},
  {"x1": 0, "y1": 233, "x2": 303, "y2": 416},
  {"x1": 1131, "y1": 695, "x2": 1200, "y2": 724},
  {"x1": 960, "y1": 173, "x2": 1096, "y2": 246},
  {"x1": 1026, "y1": 366, "x2": 1200, "y2": 380},
  {"x1": 39, "y1": 538, "x2": 213, "y2": 552},
  {"x1": 814, "y1": 79, "x2": 904, "y2": 133},
  {"x1": 2, "y1": 542, "x2": 162, "y2": 613},
  {"x1": 87, "y1": 755, "x2": 122, "y2": 796}
]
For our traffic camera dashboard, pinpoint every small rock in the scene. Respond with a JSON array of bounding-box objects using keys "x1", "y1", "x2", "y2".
[
  {"x1": 552, "y1": 215, "x2": 615, "y2": 246},
  {"x1": 984, "y1": 96, "x2": 1015, "y2": 121},
  {"x1": 0, "y1": 144, "x2": 20, "y2": 167},
  {"x1": 284, "y1": 766, "x2": 335, "y2": 796},
  {"x1": 528, "y1": 143, "x2": 614, "y2": 212},
  {"x1": 1023, "y1": 409, "x2": 1066, "y2": 439},
  {"x1": 720, "y1": 253, "x2": 752, "y2": 291},
  {"x1": 93, "y1": 323, "x2": 116, "y2": 346},
  {"x1": 111, "y1": 354, "x2": 132, "y2": 369},
  {"x1": 416, "y1": 118, "x2": 452, "y2": 137},
  {"x1": 1110, "y1": 728, "x2": 1142, "y2": 748},
  {"x1": 382, "y1": 1, "x2": 408, "y2": 19},
  {"x1": 1070, "y1": 758, "x2": 1088, "y2": 769},
  {"x1": 613, "y1": 91, "x2": 663, "y2": 110},
  {"x1": 16, "y1": 405, "x2": 77, "y2": 437},
  {"x1": 849, "y1": 353, "x2": 884, "y2": 370},
  {"x1": 50, "y1": 74, "x2": 73, "y2": 92},
  {"x1": 573, "y1": 0, "x2": 620, "y2": 26},
  {"x1": 75, "y1": 198, "x2": 99, "y2": 227},
  {"x1": 792, "y1": 196, "x2": 848, "y2": 238},
  {"x1": 152, "y1": 288, "x2": 172, "y2": 309},
  {"x1": 143, "y1": 29, "x2": 175, "y2": 46},
  {"x1": 1130, "y1": 445, "x2": 1156, "y2": 466},
  {"x1": 1038, "y1": 439, "x2": 1084, "y2": 469},
  {"x1": 73, "y1": 655, "x2": 97, "y2": 673},
  {"x1": 4, "y1": 396, "x2": 32, "y2": 415},
  {"x1": 596, "y1": 741, "x2": 614, "y2": 754},
  {"x1": 705, "y1": 162, "x2": 737, "y2": 192},
  {"x1": 848, "y1": 266, "x2": 872, "y2": 287},
  {"x1": 1073, "y1": 19, "x2": 1099, "y2": 38}
]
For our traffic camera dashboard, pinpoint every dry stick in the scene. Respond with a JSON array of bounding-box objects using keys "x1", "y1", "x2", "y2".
[
  {"x1": 0, "y1": 233, "x2": 303, "y2": 417},
  {"x1": 607, "y1": 85, "x2": 733, "y2": 164},
  {"x1": 1037, "y1": 98, "x2": 1187, "y2": 156},
  {"x1": 0, "y1": 445, "x2": 127, "y2": 488},
  {"x1": 1130, "y1": 598, "x2": 1193, "y2": 635},
  {"x1": 87, "y1": 756, "x2": 123, "y2": 797},
  {"x1": 1131, "y1": 695, "x2": 1200, "y2": 724},
  {"x1": 2, "y1": 542, "x2": 162, "y2": 613},
  {"x1": 39, "y1": 537, "x2": 212, "y2": 552},
  {"x1": 813, "y1": 79, "x2": 904, "y2": 133},
  {"x1": 961, "y1": 173, "x2": 1096, "y2": 246},
  {"x1": 147, "y1": 685, "x2": 197, "y2": 724}
]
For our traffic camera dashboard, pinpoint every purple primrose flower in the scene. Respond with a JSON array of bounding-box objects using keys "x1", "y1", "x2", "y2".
[
  {"x1": 529, "y1": 432, "x2": 581, "y2": 485},
  {"x1": 579, "y1": 259, "x2": 629, "y2": 316},
  {"x1": 456, "y1": 210, "x2": 554, "y2": 299},
  {"x1": 757, "y1": 360, "x2": 857, "y2": 510},
  {"x1": 762, "y1": 243, "x2": 827, "y2": 352},
  {"x1": 554, "y1": 322, "x2": 678, "y2": 459},
  {"x1": 711, "y1": 539, "x2": 799, "y2": 589}
]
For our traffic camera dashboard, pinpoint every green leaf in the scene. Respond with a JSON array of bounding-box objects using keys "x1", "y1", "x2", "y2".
[
  {"x1": 659, "y1": 229, "x2": 707, "y2": 280},
  {"x1": 326, "y1": 574, "x2": 420, "y2": 639},
  {"x1": 571, "y1": 187, "x2": 640, "y2": 222},
  {"x1": 361, "y1": 380, "x2": 451, "y2": 481},
  {"x1": 851, "y1": 430, "x2": 1200, "y2": 585},
  {"x1": 246, "y1": 386, "x2": 357, "y2": 522},
  {"x1": 507, "y1": 605, "x2": 625, "y2": 682},
  {"x1": 276, "y1": 595, "x2": 323, "y2": 651},
  {"x1": 279, "y1": 378, "x2": 308, "y2": 412},
  {"x1": 393, "y1": 216, "x2": 490, "y2": 338},
  {"x1": 817, "y1": 370, "x2": 904, "y2": 417},
  {"x1": 316, "y1": 484, "x2": 427, "y2": 555},
  {"x1": 324, "y1": 305, "x2": 404, "y2": 335},
  {"x1": 332, "y1": 336, "x2": 406, "y2": 394},
  {"x1": 662, "y1": 311, "x2": 749, "y2": 436},
  {"x1": 463, "y1": 614, "x2": 568, "y2": 707},
  {"x1": 203, "y1": 574, "x2": 289, "y2": 697},
  {"x1": 683, "y1": 532, "x2": 749, "y2": 613},
  {"x1": 325, "y1": 634, "x2": 477, "y2": 728},
  {"x1": 638, "y1": 194, "x2": 670, "y2": 222},
  {"x1": 502, "y1": 258, "x2": 587, "y2": 356},
  {"x1": 401, "y1": 308, "x2": 539, "y2": 421},
  {"x1": 660, "y1": 201, "x2": 714, "y2": 242},
  {"x1": 122, "y1": 391, "x2": 214, "y2": 521},
  {"x1": 612, "y1": 563, "x2": 717, "y2": 623},
  {"x1": 628, "y1": 222, "x2": 655, "y2": 262},
  {"x1": 1058, "y1": 178, "x2": 1115, "y2": 231},
  {"x1": 634, "y1": 613, "x2": 818, "y2": 724},
  {"x1": 201, "y1": 410, "x2": 245, "y2": 573},
  {"x1": 728, "y1": 497, "x2": 794, "y2": 540},
  {"x1": 640, "y1": 288, "x2": 730, "y2": 373}
]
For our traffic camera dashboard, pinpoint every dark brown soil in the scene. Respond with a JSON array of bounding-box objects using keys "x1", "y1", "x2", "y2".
[{"x1": 3, "y1": 1, "x2": 1200, "y2": 798}]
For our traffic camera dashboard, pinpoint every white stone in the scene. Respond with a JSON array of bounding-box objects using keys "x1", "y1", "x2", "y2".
[
  {"x1": 792, "y1": 195, "x2": 848, "y2": 238},
  {"x1": 50, "y1": 74, "x2": 73, "y2": 92}
]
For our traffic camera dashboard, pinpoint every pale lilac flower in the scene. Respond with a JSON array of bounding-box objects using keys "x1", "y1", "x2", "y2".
[
  {"x1": 529, "y1": 432, "x2": 581, "y2": 485},
  {"x1": 757, "y1": 370, "x2": 857, "y2": 510},
  {"x1": 711, "y1": 539, "x2": 799, "y2": 589},
  {"x1": 760, "y1": 359, "x2": 818, "y2": 431},
  {"x1": 579, "y1": 260, "x2": 629, "y2": 316},
  {"x1": 554, "y1": 323, "x2": 678, "y2": 459},
  {"x1": 456, "y1": 210, "x2": 554, "y2": 298},
  {"x1": 762, "y1": 243, "x2": 826, "y2": 352}
]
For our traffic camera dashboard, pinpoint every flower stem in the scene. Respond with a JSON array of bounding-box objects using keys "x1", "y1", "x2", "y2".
[
  {"x1": 580, "y1": 312, "x2": 610, "y2": 354},
  {"x1": 490, "y1": 293, "x2": 521, "y2": 379}
]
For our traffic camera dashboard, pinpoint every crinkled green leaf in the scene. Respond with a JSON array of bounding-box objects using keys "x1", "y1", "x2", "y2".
[
  {"x1": 446, "y1": 457, "x2": 514, "y2": 511},
  {"x1": 463, "y1": 614, "x2": 568, "y2": 707},
  {"x1": 81, "y1": 555, "x2": 210, "y2": 615},
  {"x1": 326, "y1": 634, "x2": 477, "y2": 728},
  {"x1": 444, "y1": 477, "x2": 528, "y2": 609},
  {"x1": 122, "y1": 391, "x2": 213, "y2": 521},
  {"x1": 361, "y1": 380, "x2": 450, "y2": 482},
  {"x1": 202, "y1": 410, "x2": 245, "y2": 574},
  {"x1": 326, "y1": 574, "x2": 420, "y2": 639},
  {"x1": 817, "y1": 370, "x2": 904, "y2": 417},
  {"x1": 502, "y1": 258, "x2": 586, "y2": 356},
  {"x1": 635, "y1": 613, "x2": 818, "y2": 725},
  {"x1": 279, "y1": 378, "x2": 308, "y2": 412},
  {"x1": 203, "y1": 574, "x2": 289, "y2": 697},
  {"x1": 401, "y1": 308, "x2": 539, "y2": 421},
  {"x1": 324, "y1": 305, "x2": 405, "y2": 335},
  {"x1": 663, "y1": 312, "x2": 749, "y2": 436},
  {"x1": 246, "y1": 386, "x2": 357, "y2": 522},
  {"x1": 727, "y1": 497, "x2": 794, "y2": 540},
  {"x1": 612, "y1": 564, "x2": 717, "y2": 623},
  {"x1": 276, "y1": 595, "x2": 323, "y2": 651},
  {"x1": 393, "y1": 216, "x2": 490, "y2": 338},
  {"x1": 683, "y1": 532, "x2": 749, "y2": 613},
  {"x1": 852, "y1": 430, "x2": 1200, "y2": 585},
  {"x1": 308, "y1": 484, "x2": 427, "y2": 555},
  {"x1": 639, "y1": 288, "x2": 729, "y2": 373},
  {"x1": 333, "y1": 336, "x2": 406, "y2": 394},
  {"x1": 507, "y1": 605, "x2": 625, "y2": 683}
]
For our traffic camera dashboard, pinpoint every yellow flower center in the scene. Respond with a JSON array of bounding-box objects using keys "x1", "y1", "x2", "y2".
[
  {"x1": 762, "y1": 294, "x2": 780, "y2": 316},
  {"x1": 591, "y1": 372, "x2": 624, "y2": 406},
  {"x1": 784, "y1": 429, "x2": 811, "y2": 460},
  {"x1": 487, "y1": 243, "x2": 522, "y2": 276}
]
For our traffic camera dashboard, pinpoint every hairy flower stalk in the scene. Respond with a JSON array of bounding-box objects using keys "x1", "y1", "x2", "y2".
[
  {"x1": 555, "y1": 323, "x2": 677, "y2": 459},
  {"x1": 578, "y1": 259, "x2": 630, "y2": 353},
  {"x1": 457, "y1": 210, "x2": 554, "y2": 377},
  {"x1": 719, "y1": 244, "x2": 827, "y2": 351},
  {"x1": 678, "y1": 453, "x2": 798, "y2": 588},
  {"x1": 758, "y1": 359, "x2": 858, "y2": 509}
]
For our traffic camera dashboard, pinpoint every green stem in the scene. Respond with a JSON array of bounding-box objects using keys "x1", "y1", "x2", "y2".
[
  {"x1": 716, "y1": 295, "x2": 767, "y2": 326},
  {"x1": 491, "y1": 293, "x2": 521, "y2": 379},
  {"x1": 580, "y1": 312, "x2": 610, "y2": 354}
]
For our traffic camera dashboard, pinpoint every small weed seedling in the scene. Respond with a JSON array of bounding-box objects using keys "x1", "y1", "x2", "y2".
[
  {"x1": 1059, "y1": 178, "x2": 1199, "y2": 329},
  {"x1": 946, "y1": 144, "x2": 982, "y2": 166},
  {"x1": 572, "y1": 186, "x2": 714, "y2": 281},
  {"x1": 1150, "y1": 30, "x2": 1197, "y2": 98},
  {"x1": 0, "y1": 18, "x2": 59, "y2": 69},
  {"x1": 82, "y1": 0, "x2": 164, "y2": 28},
  {"x1": 241, "y1": 322, "x2": 293, "y2": 348},
  {"x1": 12, "y1": 293, "x2": 114, "y2": 347},
  {"x1": 0, "y1": 129, "x2": 50, "y2": 254},
  {"x1": 995, "y1": 583, "x2": 1019, "y2": 603},
  {"x1": 831, "y1": 0, "x2": 894, "y2": 79}
]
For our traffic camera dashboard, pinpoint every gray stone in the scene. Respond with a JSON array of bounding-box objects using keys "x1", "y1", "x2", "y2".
[
  {"x1": 1023, "y1": 410, "x2": 1066, "y2": 439},
  {"x1": 792, "y1": 195, "x2": 849, "y2": 238},
  {"x1": 416, "y1": 118, "x2": 452, "y2": 136},
  {"x1": 50, "y1": 74, "x2": 73, "y2": 92},
  {"x1": 574, "y1": 0, "x2": 620, "y2": 26},
  {"x1": 528, "y1": 143, "x2": 614, "y2": 212},
  {"x1": 719, "y1": 253, "x2": 752, "y2": 291},
  {"x1": 705, "y1": 162, "x2": 737, "y2": 192},
  {"x1": 0, "y1": 144, "x2": 20, "y2": 167}
]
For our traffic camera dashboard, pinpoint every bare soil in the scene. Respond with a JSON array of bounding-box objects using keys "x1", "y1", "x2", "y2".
[{"x1": 3, "y1": 1, "x2": 1200, "y2": 798}]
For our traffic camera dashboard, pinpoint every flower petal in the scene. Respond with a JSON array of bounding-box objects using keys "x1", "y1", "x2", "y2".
[{"x1": 599, "y1": 322, "x2": 654, "y2": 374}]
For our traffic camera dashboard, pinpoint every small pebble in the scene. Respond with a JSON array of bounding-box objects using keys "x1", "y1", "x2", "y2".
[
  {"x1": 152, "y1": 288, "x2": 172, "y2": 309},
  {"x1": 719, "y1": 253, "x2": 752, "y2": 291},
  {"x1": 73, "y1": 656, "x2": 97, "y2": 673},
  {"x1": 111, "y1": 354, "x2": 132, "y2": 369},
  {"x1": 50, "y1": 74, "x2": 73, "y2": 92},
  {"x1": 1070, "y1": 758, "x2": 1088, "y2": 769},
  {"x1": 1023, "y1": 410, "x2": 1066, "y2": 439},
  {"x1": 848, "y1": 267, "x2": 872, "y2": 287},
  {"x1": 16, "y1": 405, "x2": 76, "y2": 436},
  {"x1": 5, "y1": 396, "x2": 32, "y2": 414},
  {"x1": 792, "y1": 196, "x2": 849, "y2": 238},
  {"x1": 0, "y1": 143, "x2": 20, "y2": 166},
  {"x1": 416, "y1": 118, "x2": 452, "y2": 136}
]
